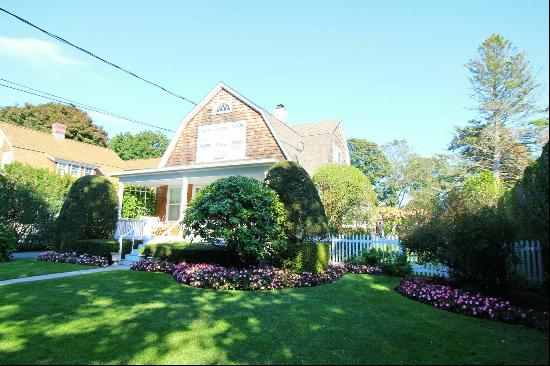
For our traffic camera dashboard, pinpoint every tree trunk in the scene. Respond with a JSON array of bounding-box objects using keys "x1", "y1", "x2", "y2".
[{"x1": 492, "y1": 122, "x2": 501, "y2": 179}]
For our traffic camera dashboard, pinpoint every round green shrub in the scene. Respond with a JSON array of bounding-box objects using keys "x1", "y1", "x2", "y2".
[
  {"x1": 55, "y1": 176, "x2": 118, "y2": 247},
  {"x1": 313, "y1": 164, "x2": 377, "y2": 231},
  {"x1": 183, "y1": 176, "x2": 287, "y2": 264},
  {"x1": 265, "y1": 161, "x2": 328, "y2": 243}
]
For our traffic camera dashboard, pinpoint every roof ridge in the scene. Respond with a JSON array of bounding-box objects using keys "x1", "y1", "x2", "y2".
[
  {"x1": 0, "y1": 120, "x2": 116, "y2": 153},
  {"x1": 259, "y1": 108, "x2": 304, "y2": 137}
]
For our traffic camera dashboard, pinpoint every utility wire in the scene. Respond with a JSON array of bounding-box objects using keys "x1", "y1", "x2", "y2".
[
  {"x1": 0, "y1": 79, "x2": 174, "y2": 132},
  {"x1": 0, "y1": 7, "x2": 198, "y2": 106}
]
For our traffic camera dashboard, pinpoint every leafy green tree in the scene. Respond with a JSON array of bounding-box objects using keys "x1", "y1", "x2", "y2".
[
  {"x1": 505, "y1": 143, "x2": 549, "y2": 281},
  {"x1": 347, "y1": 138, "x2": 394, "y2": 205},
  {"x1": 183, "y1": 176, "x2": 286, "y2": 264},
  {"x1": 0, "y1": 224, "x2": 16, "y2": 262},
  {"x1": 55, "y1": 176, "x2": 118, "y2": 246},
  {"x1": 265, "y1": 161, "x2": 328, "y2": 243},
  {"x1": 451, "y1": 34, "x2": 542, "y2": 181},
  {"x1": 382, "y1": 140, "x2": 462, "y2": 208},
  {"x1": 109, "y1": 130, "x2": 170, "y2": 160},
  {"x1": 0, "y1": 103, "x2": 109, "y2": 147},
  {"x1": 312, "y1": 164, "x2": 377, "y2": 231},
  {"x1": 402, "y1": 171, "x2": 517, "y2": 293},
  {"x1": 0, "y1": 162, "x2": 73, "y2": 248}
]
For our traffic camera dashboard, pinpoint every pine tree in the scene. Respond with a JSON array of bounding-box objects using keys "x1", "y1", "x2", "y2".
[{"x1": 451, "y1": 34, "x2": 542, "y2": 181}]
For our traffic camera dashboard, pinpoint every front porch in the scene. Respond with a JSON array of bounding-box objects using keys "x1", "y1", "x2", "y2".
[{"x1": 110, "y1": 159, "x2": 277, "y2": 263}]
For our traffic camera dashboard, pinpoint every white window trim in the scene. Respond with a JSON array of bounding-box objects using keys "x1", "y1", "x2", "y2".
[
  {"x1": 211, "y1": 100, "x2": 232, "y2": 115},
  {"x1": 332, "y1": 144, "x2": 344, "y2": 164},
  {"x1": 1, "y1": 151, "x2": 13, "y2": 168},
  {"x1": 57, "y1": 162, "x2": 68, "y2": 175},
  {"x1": 166, "y1": 186, "x2": 182, "y2": 222},
  {"x1": 70, "y1": 165, "x2": 81, "y2": 177},
  {"x1": 196, "y1": 121, "x2": 247, "y2": 162}
]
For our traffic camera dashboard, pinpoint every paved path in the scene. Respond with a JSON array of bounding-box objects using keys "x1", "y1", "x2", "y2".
[{"x1": 0, "y1": 265, "x2": 131, "y2": 286}]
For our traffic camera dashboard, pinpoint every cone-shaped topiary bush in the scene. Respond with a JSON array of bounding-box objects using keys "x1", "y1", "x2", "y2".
[
  {"x1": 265, "y1": 161, "x2": 328, "y2": 243},
  {"x1": 55, "y1": 175, "x2": 118, "y2": 248}
]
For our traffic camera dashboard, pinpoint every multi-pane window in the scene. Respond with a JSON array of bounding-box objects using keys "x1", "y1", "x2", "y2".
[
  {"x1": 167, "y1": 187, "x2": 182, "y2": 222},
  {"x1": 56, "y1": 162, "x2": 95, "y2": 177},
  {"x1": 70, "y1": 165, "x2": 80, "y2": 177},
  {"x1": 57, "y1": 162, "x2": 68, "y2": 175},
  {"x1": 196, "y1": 122, "x2": 246, "y2": 162},
  {"x1": 212, "y1": 101, "x2": 232, "y2": 114}
]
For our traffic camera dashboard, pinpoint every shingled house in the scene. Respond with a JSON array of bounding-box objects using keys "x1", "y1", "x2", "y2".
[
  {"x1": 0, "y1": 121, "x2": 159, "y2": 176},
  {"x1": 110, "y1": 82, "x2": 350, "y2": 249}
]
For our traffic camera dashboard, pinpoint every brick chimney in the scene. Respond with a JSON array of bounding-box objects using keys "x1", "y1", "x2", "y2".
[
  {"x1": 51, "y1": 123, "x2": 67, "y2": 141},
  {"x1": 273, "y1": 104, "x2": 288, "y2": 123}
]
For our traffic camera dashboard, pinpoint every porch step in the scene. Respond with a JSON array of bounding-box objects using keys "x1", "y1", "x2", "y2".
[{"x1": 118, "y1": 244, "x2": 147, "y2": 265}]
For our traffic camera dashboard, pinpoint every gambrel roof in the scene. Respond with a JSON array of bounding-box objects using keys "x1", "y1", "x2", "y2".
[{"x1": 159, "y1": 82, "x2": 350, "y2": 175}]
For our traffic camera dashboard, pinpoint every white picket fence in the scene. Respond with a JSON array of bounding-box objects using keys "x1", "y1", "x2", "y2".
[
  {"x1": 328, "y1": 234, "x2": 544, "y2": 284},
  {"x1": 514, "y1": 240, "x2": 545, "y2": 285}
]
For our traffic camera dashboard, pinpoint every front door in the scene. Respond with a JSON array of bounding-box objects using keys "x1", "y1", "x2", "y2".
[{"x1": 166, "y1": 187, "x2": 182, "y2": 222}]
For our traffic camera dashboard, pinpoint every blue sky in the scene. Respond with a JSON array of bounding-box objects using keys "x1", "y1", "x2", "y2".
[{"x1": 0, "y1": 0, "x2": 548, "y2": 156}]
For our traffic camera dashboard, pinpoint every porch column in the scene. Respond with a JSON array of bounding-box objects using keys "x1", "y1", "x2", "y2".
[
  {"x1": 179, "y1": 177, "x2": 189, "y2": 221},
  {"x1": 178, "y1": 177, "x2": 189, "y2": 240},
  {"x1": 117, "y1": 181, "x2": 125, "y2": 219}
]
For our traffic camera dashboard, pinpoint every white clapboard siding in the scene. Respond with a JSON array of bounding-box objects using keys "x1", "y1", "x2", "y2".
[{"x1": 328, "y1": 235, "x2": 543, "y2": 283}]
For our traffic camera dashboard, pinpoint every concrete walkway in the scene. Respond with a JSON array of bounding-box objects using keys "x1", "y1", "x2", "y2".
[{"x1": 0, "y1": 264, "x2": 131, "y2": 286}]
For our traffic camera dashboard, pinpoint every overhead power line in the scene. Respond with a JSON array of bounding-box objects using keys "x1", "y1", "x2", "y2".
[
  {"x1": 0, "y1": 78, "x2": 174, "y2": 132},
  {"x1": 0, "y1": 7, "x2": 198, "y2": 106}
]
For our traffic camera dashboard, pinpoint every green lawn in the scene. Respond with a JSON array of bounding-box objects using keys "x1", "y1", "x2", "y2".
[
  {"x1": 0, "y1": 272, "x2": 547, "y2": 365},
  {"x1": 0, "y1": 259, "x2": 95, "y2": 281}
]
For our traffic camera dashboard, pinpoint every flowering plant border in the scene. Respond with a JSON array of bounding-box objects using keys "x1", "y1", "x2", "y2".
[
  {"x1": 130, "y1": 258, "x2": 382, "y2": 291},
  {"x1": 396, "y1": 277, "x2": 548, "y2": 329},
  {"x1": 37, "y1": 251, "x2": 110, "y2": 267}
]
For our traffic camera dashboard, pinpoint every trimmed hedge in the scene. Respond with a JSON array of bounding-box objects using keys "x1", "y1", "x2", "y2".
[
  {"x1": 55, "y1": 175, "x2": 118, "y2": 245},
  {"x1": 142, "y1": 243, "x2": 239, "y2": 267},
  {"x1": 54, "y1": 239, "x2": 135, "y2": 260},
  {"x1": 264, "y1": 161, "x2": 328, "y2": 243},
  {"x1": 282, "y1": 242, "x2": 331, "y2": 273}
]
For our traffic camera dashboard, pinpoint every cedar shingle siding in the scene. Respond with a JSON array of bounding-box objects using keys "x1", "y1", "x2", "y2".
[{"x1": 165, "y1": 89, "x2": 285, "y2": 166}]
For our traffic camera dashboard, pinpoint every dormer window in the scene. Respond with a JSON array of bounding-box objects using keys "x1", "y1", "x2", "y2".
[{"x1": 212, "y1": 101, "x2": 232, "y2": 115}]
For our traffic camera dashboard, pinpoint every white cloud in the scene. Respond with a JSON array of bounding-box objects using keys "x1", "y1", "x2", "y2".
[{"x1": 0, "y1": 36, "x2": 85, "y2": 66}]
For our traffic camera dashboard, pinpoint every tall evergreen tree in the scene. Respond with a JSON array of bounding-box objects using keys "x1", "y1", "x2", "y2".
[{"x1": 451, "y1": 34, "x2": 541, "y2": 181}]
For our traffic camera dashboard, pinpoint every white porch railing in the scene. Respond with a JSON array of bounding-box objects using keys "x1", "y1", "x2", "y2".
[
  {"x1": 114, "y1": 219, "x2": 148, "y2": 262},
  {"x1": 327, "y1": 234, "x2": 544, "y2": 284},
  {"x1": 114, "y1": 219, "x2": 147, "y2": 240}
]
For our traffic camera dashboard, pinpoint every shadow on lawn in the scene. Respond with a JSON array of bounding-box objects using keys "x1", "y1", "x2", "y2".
[{"x1": 0, "y1": 272, "x2": 548, "y2": 365}]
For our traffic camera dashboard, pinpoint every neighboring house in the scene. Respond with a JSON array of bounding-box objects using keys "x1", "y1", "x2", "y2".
[
  {"x1": 111, "y1": 82, "x2": 350, "y2": 246},
  {"x1": 0, "y1": 121, "x2": 159, "y2": 177}
]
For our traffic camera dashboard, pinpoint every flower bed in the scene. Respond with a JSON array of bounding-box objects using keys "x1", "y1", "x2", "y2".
[
  {"x1": 396, "y1": 277, "x2": 547, "y2": 329},
  {"x1": 130, "y1": 258, "x2": 175, "y2": 274},
  {"x1": 37, "y1": 251, "x2": 110, "y2": 267},
  {"x1": 131, "y1": 258, "x2": 383, "y2": 291}
]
